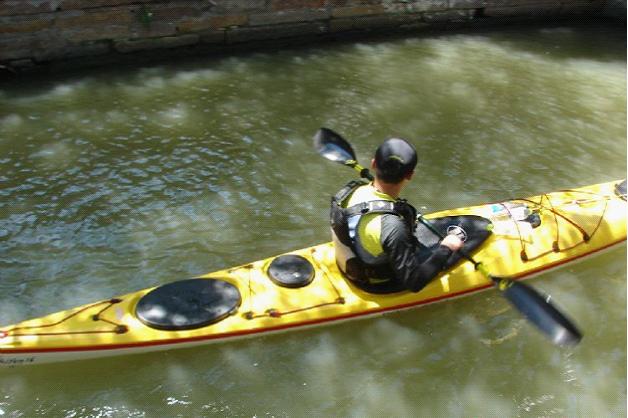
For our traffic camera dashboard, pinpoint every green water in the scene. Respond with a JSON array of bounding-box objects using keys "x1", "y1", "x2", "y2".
[{"x1": 0, "y1": 23, "x2": 626, "y2": 416}]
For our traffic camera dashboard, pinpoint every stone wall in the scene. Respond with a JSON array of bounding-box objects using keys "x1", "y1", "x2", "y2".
[
  {"x1": 0, "y1": 0, "x2": 617, "y2": 74},
  {"x1": 602, "y1": 0, "x2": 627, "y2": 18}
]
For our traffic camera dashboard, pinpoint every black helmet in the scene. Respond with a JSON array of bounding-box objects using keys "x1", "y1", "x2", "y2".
[{"x1": 374, "y1": 138, "x2": 418, "y2": 183}]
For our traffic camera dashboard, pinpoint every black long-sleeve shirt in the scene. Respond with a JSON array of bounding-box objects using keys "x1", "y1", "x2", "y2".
[{"x1": 379, "y1": 214, "x2": 453, "y2": 292}]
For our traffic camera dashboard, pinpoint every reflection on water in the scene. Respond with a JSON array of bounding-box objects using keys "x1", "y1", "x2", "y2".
[{"x1": 0, "y1": 23, "x2": 625, "y2": 416}]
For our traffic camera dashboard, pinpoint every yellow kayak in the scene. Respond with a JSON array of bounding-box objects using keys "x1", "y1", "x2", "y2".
[{"x1": 1, "y1": 179, "x2": 625, "y2": 366}]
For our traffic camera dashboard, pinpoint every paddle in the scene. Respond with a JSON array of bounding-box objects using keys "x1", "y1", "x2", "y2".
[{"x1": 313, "y1": 127, "x2": 582, "y2": 346}]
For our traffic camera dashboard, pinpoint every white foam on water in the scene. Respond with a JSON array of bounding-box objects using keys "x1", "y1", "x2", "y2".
[
  {"x1": 224, "y1": 57, "x2": 251, "y2": 75},
  {"x1": 217, "y1": 344, "x2": 265, "y2": 384},
  {"x1": 539, "y1": 27, "x2": 574, "y2": 35},
  {"x1": 567, "y1": 358, "x2": 627, "y2": 415},
  {"x1": 50, "y1": 83, "x2": 80, "y2": 97},
  {"x1": 298, "y1": 333, "x2": 343, "y2": 402},
  {"x1": 354, "y1": 42, "x2": 387, "y2": 56},
  {"x1": 0, "y1": 114, "x2": 23, "y2": 130},
  {"x1": 164, "y1": 361, "x2": 190, "y2": 386},
  {"x1": 156, "y1": 104, "x2": 189, "y2": 126},
  {"x1": 29, "y1": 141, "x2": 76, "y2": 166},
  {"x1": 126, "y1": 201, "x2": 230, "y2": 266},
  {"x1": 359, "y1": 317, "x2": 424, "y2": 351},
  {"x1": 120, "y1": 74, "x2": 169, "y2": 98},
  {"x1": 448, "y1": 81, "x2": 488, "y2": 111},
  {"x1": 105, "y1": 110, "x2": 129, "y2": 125},
  {"x1": 451, "y1": 384, "x2": 516, "y2": 416},
  {"x1": 348, "y1": 374, "x2": 413, "y2": 417},
  {"x1": 12, "y1": 80, "x2": 88, "y2": 104},
  {"x1": 58, "y1": 111, "x2": 81, "y2": 124},
  {"x1": 173, "y1": 69, "x2": 225, "y2": 85},
  {"x1": 165, "y1": 396, "x2": 192, "y2": 406},
  {"x1": 144, "y1": 76, "x2": 166, "y2": 90},
  {"x1": 565, "y1": 59, "x2": 626, "y2": 113}
]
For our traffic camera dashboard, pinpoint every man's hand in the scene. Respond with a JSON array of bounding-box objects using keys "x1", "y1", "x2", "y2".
[{"x1": 441, "y1": 234, "x2": 463, "y2": 251}]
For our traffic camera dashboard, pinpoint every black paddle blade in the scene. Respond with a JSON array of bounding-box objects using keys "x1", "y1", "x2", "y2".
[
  {"x1": 498, "y1": 278, "x2": 582, "y2": 346},
  {"x1": 313, "y1": 128, "x2": 356, "y2": 164}
]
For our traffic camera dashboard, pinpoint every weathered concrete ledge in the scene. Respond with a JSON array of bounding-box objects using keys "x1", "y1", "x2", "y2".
[{"x1": 0, "y1": 0, "x2": 624, "y2": 75}]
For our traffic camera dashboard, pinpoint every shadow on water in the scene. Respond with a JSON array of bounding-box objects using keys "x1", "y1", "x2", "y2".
[
  {"x1": 480, "y1": 22, "x2": 626, "y2": 63},
  {"x1": 0, "y1": 20, "x2": 624, "y2": 98}
]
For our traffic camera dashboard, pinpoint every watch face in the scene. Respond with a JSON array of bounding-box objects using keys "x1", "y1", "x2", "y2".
[{"x1": 446, "y1": 224, "x2": 468, "y2": 242}]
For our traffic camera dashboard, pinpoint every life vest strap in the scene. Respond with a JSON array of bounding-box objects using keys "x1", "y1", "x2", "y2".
[{"x1": 344, "y1": 200, "x2": 399, "y2": 217}]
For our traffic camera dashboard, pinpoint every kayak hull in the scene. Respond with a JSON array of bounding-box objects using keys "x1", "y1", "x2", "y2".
[{"x1": 1, "y1": 180, "x2": 626, "y2": 366}]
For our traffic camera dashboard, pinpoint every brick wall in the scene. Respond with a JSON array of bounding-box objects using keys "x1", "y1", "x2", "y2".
[{"x1": 0, "y1": 0, "x2": 617, "y2": 74}]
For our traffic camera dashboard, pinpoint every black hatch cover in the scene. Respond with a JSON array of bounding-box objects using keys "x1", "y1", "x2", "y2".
[
  {"x1": 267, "y1": 254, "x2": 315, "y2": 288},
  {"x1": 135, "y1": 278, "x2": 241, "y2": 331}
]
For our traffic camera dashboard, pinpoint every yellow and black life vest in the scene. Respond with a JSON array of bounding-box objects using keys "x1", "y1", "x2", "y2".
[{"x1": 330, "y1": 180, "x2": 417, "y2": 283}]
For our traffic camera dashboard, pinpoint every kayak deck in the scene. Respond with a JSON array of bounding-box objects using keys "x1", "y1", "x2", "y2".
[{"x1": 1, "y1": 180, "x2": 626, "y2": 366}]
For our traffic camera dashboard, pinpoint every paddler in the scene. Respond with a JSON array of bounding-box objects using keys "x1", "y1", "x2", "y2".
[{"x1": 330, "y1": 138, "x2": 463, "y2": 293}]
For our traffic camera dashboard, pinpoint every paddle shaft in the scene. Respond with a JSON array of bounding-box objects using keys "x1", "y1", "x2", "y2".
[{"x1": 347, "y1": 161, "x2": 374, "y2": 181}]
